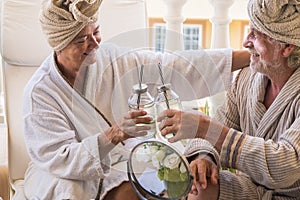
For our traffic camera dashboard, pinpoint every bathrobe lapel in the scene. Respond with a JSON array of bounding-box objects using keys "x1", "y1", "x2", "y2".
[
  {"x1": 254, "y1": 68, "x2": 300, "y2": 140},
  {"x1": 52, "y1": 61, "x2": 111, "y2": 140}
]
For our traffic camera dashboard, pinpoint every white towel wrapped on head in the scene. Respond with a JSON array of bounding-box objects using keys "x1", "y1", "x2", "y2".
[
  {"x1": 39, "y1": 0, "x2": 103, "y2": 51},
  {"x1": 248, "y1": 0, "x2": 300, "y2": 47}
]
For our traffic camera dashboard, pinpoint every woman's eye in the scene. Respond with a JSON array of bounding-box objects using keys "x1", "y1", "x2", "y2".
[
  {"x1": 75, "y1": 36, "x2": 88, "y2": 44},
  {"x1": 94, "y1": 31, "x2": 100, "y2": 36},
  {"x1": 76, "y1": 40, "x2": 85, "y2": 44}
]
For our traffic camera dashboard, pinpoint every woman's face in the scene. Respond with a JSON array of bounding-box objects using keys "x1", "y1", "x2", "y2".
[{"x1": 57, "y1": 23, "x2": 101, "y2": 72}]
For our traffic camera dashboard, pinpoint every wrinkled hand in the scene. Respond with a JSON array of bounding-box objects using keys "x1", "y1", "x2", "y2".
[
  {"x1": 107, "y1": 110, "x2": 152, "y2": 144},
  {"x1": 119, "y1": 110, "x2": 153, "y2": 137},
  {"x1": 157, "y1": 109, "x2": 210, "y2": 143},
  {"x1": 189, "y1": 155, "x2": 219, "y2": 196}
]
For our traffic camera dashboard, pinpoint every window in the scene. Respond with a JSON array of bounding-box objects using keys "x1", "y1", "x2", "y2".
[
  {"x1": 153, "y1": 23, "x2": 166, "y2": 52},
  {"x1": 183, "y1": 24, "x2": 202, "y2": 50},
  {"x1": 149, "y1": 18, "x2": 250, "y2": 50},
  {"x1": 149, "y1": 18, "x2": 207, "y2": 52}
]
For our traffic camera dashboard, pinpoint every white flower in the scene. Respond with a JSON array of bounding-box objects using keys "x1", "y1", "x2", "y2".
[
  {"x1": 163, "y1": 153, "x2": 181, "y2": 169},
  {"x1": 148, "y1": 145, "x2": 159, "y2": 154},
  {"x1": 155, "y1": 150, "x2": 166, "y2": 163},
  {"x1": 135, "y1": 146, "x2": 151, "y2": 163},
  {"x1": 152, "y1": 156, "x2": 160, "y2": 168},
  {"x1": 151, "y1": 149, "x2": 166, "y2": 169},
  {"x1": 179, "y1": 162, "x2": 187, "y2": 173}
]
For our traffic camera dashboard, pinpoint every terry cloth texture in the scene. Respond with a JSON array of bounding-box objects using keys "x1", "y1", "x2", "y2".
[
  {"x1": 248, "y1": 0, "x2": 300, "y2": 47},
  {"x1": 39, "y1": 0, "x2": 102, "y2": 51}
]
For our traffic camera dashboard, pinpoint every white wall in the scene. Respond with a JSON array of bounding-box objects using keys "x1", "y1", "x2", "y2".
[
  {"x1": 0, "y1": 55, "x2": 6, "y2": 166},
  {"x1": 0, "y1": 125, "x2": 7, "y2": 165},
  {"x1": 146, "y1": 0, "x2": 249, "y2": 20}
]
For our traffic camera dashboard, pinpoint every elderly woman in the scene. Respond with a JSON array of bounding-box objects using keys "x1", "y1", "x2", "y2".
[
  {"x1": 22, "y1": 0, "x2": 250, "y2": 199},
  {"x1": 158, "y1": 0, "x2": 300, "y2": 199}
]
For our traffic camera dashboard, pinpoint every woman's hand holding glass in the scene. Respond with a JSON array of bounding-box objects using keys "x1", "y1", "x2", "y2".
[{"x1": 106, "y1": 110, "x2": 153, "y2": 145}]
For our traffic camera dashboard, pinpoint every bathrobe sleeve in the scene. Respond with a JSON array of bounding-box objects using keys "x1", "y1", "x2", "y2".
[{"x1": 88, "y1": 43, "x2": 233, "y2": 124}]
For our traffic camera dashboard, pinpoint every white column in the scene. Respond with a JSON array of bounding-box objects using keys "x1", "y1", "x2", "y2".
[
  {"x1": 162, "y1": 0, "x2": 188, "y2": 51},
  {"x1": 209, "y1": 0, "x2": 235, "y2": 48},
  {"x1": 207, "y1": 0, "x2": 235, "y2": 116}
]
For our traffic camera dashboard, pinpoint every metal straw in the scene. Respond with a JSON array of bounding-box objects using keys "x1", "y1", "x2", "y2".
[
  {"x1": 137, "y1": 64, "x2": 144, "y2": 110},
  {"x1": 158, "y1": 63, "x2": 165, "y2": 85},
  {"x1": 157, "y1": 63, "x2": 170, "y2": 109}
]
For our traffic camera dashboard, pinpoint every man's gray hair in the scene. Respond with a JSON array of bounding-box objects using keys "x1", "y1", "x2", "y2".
[{"x1": 289, "y1": 46, "x2": 300, "y2": 69}]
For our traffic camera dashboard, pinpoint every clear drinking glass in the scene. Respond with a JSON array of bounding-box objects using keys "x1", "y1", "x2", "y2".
[
  {"x1": 155, "y1": 83, "x2": 182, "y2": 139},
  {"x1": 128, "y1": 83, "x2": 156, "y2": 140}
]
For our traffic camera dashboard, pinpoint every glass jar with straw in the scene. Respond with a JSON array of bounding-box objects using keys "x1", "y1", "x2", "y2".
[
  {"x1": 155, "y1": 63, "x2": 183, "y2": 140},
  {"x1": 128, "y1": 65, "x2": 156, "y2": 140}
]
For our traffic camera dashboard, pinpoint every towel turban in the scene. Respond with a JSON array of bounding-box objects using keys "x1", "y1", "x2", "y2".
[
  {"x1": 40, "y1": 0, "x2": 103, "y2": 51},
  {"x1": 248, "y1": 0, "x2": 300, "y2": 47}
]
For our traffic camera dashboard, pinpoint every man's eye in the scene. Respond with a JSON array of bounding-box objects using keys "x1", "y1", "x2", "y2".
[{"x1": 248, "y1": 31, "x2": 256, "y2": 39}]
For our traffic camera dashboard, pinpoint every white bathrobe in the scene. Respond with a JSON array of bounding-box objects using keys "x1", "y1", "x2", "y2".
[{"x1": 23, "y1": 43, "x2": 233, "y2": 199}]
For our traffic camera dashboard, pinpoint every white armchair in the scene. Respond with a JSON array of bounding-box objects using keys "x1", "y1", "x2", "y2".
[{"x1": 0, "y1": 0, "x2": 148, "y2": 199}]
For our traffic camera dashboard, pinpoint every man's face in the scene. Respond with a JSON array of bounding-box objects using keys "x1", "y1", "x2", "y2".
[
  {"x1": 243, "y1": 24, "x2": 286, "y2": 75},
  {"x1": 58, "y1": 23, "x2": 101, "y2": 71}
]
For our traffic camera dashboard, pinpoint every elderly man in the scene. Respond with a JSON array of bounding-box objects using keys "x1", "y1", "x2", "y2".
[{"x1": 158, "y1": 0, "x2": 300, "y2": 199}]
